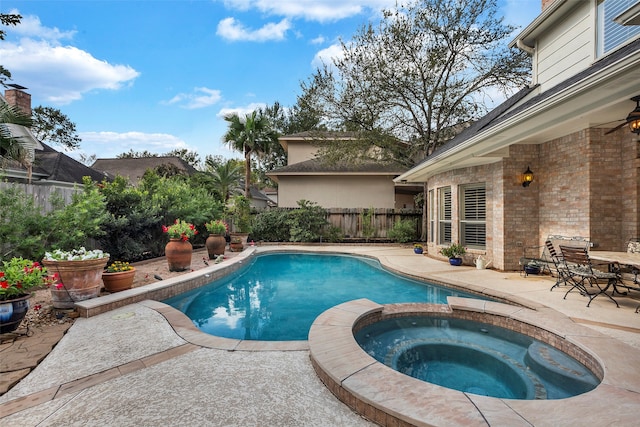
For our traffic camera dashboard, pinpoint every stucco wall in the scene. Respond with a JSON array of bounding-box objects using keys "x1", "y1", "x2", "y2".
[
  {"x1": 286, "y1": 141, "x2": 320, "y2": 164},
  {"x1": 276, "y1": 175, "x2": 396, "y2": 208}
]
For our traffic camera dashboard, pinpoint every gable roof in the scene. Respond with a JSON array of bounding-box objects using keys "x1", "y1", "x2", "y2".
[
  {"x1": 268, "y1": 158, "x2": 407, "y2": 179},
  {"x1": 397, "y1": 37, "x2": 640, "y2": 182},
  {"x1": 91, "y1": 156, "x2": 197, "y2": 184},
  {"x1": 32, "y1": 142, "x2": 108, "y2": 183}
]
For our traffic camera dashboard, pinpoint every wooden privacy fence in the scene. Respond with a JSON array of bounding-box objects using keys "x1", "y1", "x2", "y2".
[
  {"x1": 325, "y1": 208, "x2": 422, "y2": 239},
  {"x1": 0, "y1": 181, "x2": 78, "y2": 212}
]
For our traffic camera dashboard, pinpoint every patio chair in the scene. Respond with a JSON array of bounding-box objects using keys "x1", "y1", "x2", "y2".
[
  {"x1": 547, "y1": 240, "x2": 572, "y2": 291},
  {"x1": 559, "y1": 245, "x2": 621, "y2": 308}
]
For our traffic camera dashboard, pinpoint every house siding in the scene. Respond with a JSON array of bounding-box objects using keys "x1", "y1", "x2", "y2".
[
  {"x1": 277, "y1": 175, "x2": 396, "y2": 209},
  {"x1": 535, "y1": 1, "x2": 594, "y2": 90}
]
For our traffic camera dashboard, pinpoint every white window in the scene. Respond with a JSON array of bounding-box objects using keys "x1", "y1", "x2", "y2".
[
  {"x1": 597, "y1": 0, "x2": 640, "y2": 57},
  {"x1": 438, "y1": 187, "x2": 451, "y2": 245},
  {"x1": 428, "y1": 189, "x2": 435, "y2": 243},
  {"x1": 459, "y1": 184, "x2": 486, "y2": 249}
]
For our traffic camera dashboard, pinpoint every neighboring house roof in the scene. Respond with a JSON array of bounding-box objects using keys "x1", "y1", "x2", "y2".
[
  {"x1": 248, "y1": 186, "x2": 272, "y2": 202},
  {"x1": 398, "y1": 36, "x2": 640, "y2": 182},
  {"x1": 269, "y1": 158, "x2": 406, "y2": 177},
  {"x1": 91, "y1": 156, "x2": 197, "y2": 184},
  {"x1": 33, "y1": 142, "x2": 108, "y2": 184}
]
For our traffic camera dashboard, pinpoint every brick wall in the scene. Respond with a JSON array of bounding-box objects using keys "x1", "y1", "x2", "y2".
[
  {"x1": 4, "y1": 89, "x2": 32, "y2": 116},
  {"x1": 426, "y1": 127, "x2": 638, "y2": 271}
]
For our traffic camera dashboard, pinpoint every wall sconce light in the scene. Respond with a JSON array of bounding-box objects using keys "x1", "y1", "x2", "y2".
[
  {"x1": 522, "y1": 166, "x2": 534, "y2": 187},
  {"x1": 627, "y1": 96, "x2": 640, "y2": 135}
]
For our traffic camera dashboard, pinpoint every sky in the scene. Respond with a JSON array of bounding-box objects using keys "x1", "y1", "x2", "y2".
[{"x1": 1, "y1": 0, "x2": 542, "y2": 165}]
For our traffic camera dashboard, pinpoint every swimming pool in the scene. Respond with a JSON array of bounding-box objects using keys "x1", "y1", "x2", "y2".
[{"x1": 164, "y1": 252, "x2": 482, "y2": 341}]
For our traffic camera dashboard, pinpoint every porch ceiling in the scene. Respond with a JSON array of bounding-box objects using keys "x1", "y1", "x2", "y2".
[{"x1": 397, "y1": 48, "x2": 640, "y2": 183}]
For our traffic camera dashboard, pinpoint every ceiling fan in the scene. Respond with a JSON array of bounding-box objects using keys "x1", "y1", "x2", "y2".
[{"x1": 605, "y1": 95, "x2": 640, "y2": 135}]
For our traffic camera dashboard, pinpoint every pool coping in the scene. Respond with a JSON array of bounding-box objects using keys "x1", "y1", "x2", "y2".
[{"x1": 308, "y1": 298, "x2": 640, "y2": 427}]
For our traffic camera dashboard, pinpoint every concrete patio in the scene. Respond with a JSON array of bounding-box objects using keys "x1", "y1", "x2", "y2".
[{"x1": 1, "y1": 245, "x2": 639, "y2": 426}]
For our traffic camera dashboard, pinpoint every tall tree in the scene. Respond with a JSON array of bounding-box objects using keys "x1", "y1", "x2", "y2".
[
  {"x1": 165, "y1": 148, "x2": 201, "y2": 169},
  {"x1": 0, "y1": 13, "x2": 21, "y2": 87},
  {"x1": 222, "y1": 110, "x2": 277, "y2": 197},
  {"x1": 208, "y1": 159, "x2": 243, "y2": 202},
  {"x1": 0, "y1": 99, "x2": 33, "y2": 179},
  {"x1": 301, "y1": 0, "x2": 530, "y2": 163},
  {"x1": 31, "y1": 106, "x2": 81, "y2": 150}
]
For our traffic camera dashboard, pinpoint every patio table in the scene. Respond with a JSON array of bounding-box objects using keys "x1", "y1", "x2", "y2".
[
  {"x1": 589, "y1": 251, "x2": 640, "y2": 268},
  {"x1": 590, "y1": 251, "x2": 640, "y2": 311}
]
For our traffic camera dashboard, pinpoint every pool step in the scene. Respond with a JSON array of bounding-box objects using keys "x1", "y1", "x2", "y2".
[{"x1": 525, "y1": 342, "x2": 598, "y2": 396}]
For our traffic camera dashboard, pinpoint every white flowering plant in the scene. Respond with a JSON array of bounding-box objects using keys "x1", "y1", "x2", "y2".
[{"x1": 43, "y1": 247, "x2": 109, "y2": 261}]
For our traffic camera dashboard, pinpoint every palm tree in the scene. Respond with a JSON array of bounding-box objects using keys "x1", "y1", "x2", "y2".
[
  {"x1": 0, "y1": 100, "x2": 34, "y2": 181},
  {"x1": 207, "y1": 159, "x2": 243, "y2": 202},
  {"x1": 222, "y1": 110, "x2": 277, "y2": 197}
]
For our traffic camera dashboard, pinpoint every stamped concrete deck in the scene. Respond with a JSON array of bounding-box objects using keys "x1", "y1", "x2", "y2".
[{"x1": 1, "y1": 245, "x2": 639, "y2": 426}]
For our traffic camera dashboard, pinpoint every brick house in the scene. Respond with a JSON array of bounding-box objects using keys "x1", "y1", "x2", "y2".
[{"x1": 397, "y1": 0, "x2": 640, "y2": 270}]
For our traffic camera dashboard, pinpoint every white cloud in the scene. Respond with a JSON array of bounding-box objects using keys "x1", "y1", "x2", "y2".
[
  {"x1": 1, "y1": 12, "x2": 139, "y2": 105},
  {"x1": 310, "y1": 35, "x2": 326, "y2": 45},
  {"x1": 311, "y1": 42, "x2": 344, "y2": 69},
  {"x1": 78, "y1": 131, "x2": 191, "y2": 159},
  {"x1": 163, "y1": 87, "x2": 223, "y2": 109},
  {"x1": 7, "y1": 10, "x2": 76, "y2": 41},
  {"x1": 216, "y1": 17, "x2": 291, "y2": 42},
  {"x1": 216, "y1": 103, "x2": 267, "y2": 119},
  {"x1": 218, "y1": 0, "x2": 394, "y2": 23}
]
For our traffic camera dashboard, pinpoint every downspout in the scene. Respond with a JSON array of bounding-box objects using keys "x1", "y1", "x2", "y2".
[{"x1": 516, "y1": 39, "x2": 535, "y2": 55}]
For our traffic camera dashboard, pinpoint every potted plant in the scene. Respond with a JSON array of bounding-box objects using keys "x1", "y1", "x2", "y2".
[
  {"x1": 42, "y1": 247, "x2": 110, "y2": 309},
  {"x1": 102, "y1": 261, "x2": 136, "y2": 293},
  {"x1": 228, "y1": 195, "x2": 252, "y2": 244},
  {"x1": 162, "y1": 219, "x2": 198, "y2": 271},
  {"x1": 524, "y1": 260, "x2": 541, "y2": 276},
  {"x1": 0, "y1": 258, "x2": 59, "y2": 333},
  {"x1": 439, "y1": 243, "x2": 467, "y2": 266},
  {"x1": 413, "y1": 244, "x2": 424, "y2": 254},
  {"x1": 204, "y1": 220, "x2": 228, "y2": 258}
]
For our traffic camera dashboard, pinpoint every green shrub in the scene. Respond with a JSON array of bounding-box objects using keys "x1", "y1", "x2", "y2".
[
  {"x1": 252, "y1": 208, "x2": 291, "y2": 241},
  {"x1": 387, "y1": 219, "x2": 417, "y2": 243},
  {"x1": 0, "y1": 184, "x2": 47, "y2": 261},
  {"x1": 322, "y1": 225, "x2": 344, "y2": 243},
  {"x1": 287, "y1": 200, "x2": 328, "y2": 242},
  {"x1": 44, "y1": 177, "x2": 109, "y2": 252}
]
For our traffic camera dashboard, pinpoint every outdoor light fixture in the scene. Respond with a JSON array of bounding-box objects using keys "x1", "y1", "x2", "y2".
[
  {"x1": 522, "y1": 166, "x2": 534, "y2": 187},
  {"x1": 627, "y1": 96, "x2": 640, "y2": 135}
]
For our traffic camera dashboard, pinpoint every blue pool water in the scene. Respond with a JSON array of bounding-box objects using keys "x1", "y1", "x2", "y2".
[
  {"x1": 164, "y1": 252, "x2": 481, "y2": 341},
  {"x1": 355, "y1": 316, "x2": 600, "y2": 400}
]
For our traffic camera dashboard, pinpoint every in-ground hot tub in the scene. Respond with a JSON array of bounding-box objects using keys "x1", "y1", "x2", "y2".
[
  {"x1": 355, "y1": 315, "x2": 599, "y2": 400},
  {"x1": 308, "y1": 298, "x2": 617, "y2": 427}
]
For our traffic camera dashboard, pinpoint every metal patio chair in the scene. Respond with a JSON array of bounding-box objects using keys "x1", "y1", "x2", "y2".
[{"x1": 559, "y1": 245, "x2": 621, "y2": 308}]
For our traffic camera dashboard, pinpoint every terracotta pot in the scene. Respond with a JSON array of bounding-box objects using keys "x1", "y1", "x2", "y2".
[
  {"x1": 42, "y1": 257, "x2": 109, "y2": 309},
  {"x1": 231, "y1": 232, "x2": 249, "y2": 244},
  {"x1": 102, "y1": 268, "x2": 136, "y2": 293},
  {"x1": 229, "y1": 238, "x2": 244, "y2": 252},
  {"x1": 0, "y1": 294, "x2": 30, "y2": 334},
  {"x1": 205, "y1": 234, "x2": 226, "y2": 258},
  {"x1": 165, "y1": 238, "x2": 192, "y2": 272}
]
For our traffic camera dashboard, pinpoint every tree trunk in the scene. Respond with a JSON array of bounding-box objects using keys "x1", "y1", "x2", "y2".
[{"x1": 244, "y1": 146, "x2": 251, "y2": 197}]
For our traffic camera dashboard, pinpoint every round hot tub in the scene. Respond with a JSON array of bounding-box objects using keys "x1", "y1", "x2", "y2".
[{"x1": 355, "y1": 315, "x2": 600, "y2": 400}]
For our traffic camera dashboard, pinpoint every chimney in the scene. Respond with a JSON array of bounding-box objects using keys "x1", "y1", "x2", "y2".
[
  {"x1": 542, "y1": 0, "x2": 556, "y2": 11},
  {"x1": 4, "y1": 84, "x2": 32, "y2": 116}
]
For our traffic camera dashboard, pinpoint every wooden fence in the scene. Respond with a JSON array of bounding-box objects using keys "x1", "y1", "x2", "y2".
[
  {"x1": 0, "y1": 181, "x2": 79, "y2": 212},
  {"x1": 325, "y1": 208, "x2": 422, "y2": 239}
]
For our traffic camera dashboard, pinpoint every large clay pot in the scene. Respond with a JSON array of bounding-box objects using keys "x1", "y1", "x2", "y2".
[
  {"x1": 102, "y1": 268, "x2": 136, "y2": 293},
  {"x1": 0, "y1": 294, "x2": 30, "y2": 334},
  {"x1": 42, "y1": 258, "x2": 109, "y2": 309},
  {"x1": 205, "y1": 234, "x2": 226, "y2": 258},
  {"x1": 165, "y1": 238, "x2": 192, "y2": 272}
]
